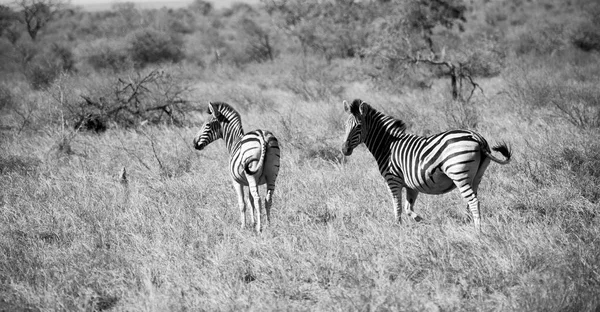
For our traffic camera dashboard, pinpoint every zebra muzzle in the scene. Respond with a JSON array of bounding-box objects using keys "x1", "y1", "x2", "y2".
[
  {"x1": 341, "y1": 143, "x2": 353, "y2": 156},
  {"x1": 193, "y1": 138, "x2": 205, "y2": 150}
]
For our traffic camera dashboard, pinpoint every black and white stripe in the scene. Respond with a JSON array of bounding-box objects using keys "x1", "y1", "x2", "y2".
[
  {"x1": 193, "y1": 102, "x2": 280, "y2": 232},
  {"x1": 341, "y1": 99, "x2": 511, "y2": 230}
]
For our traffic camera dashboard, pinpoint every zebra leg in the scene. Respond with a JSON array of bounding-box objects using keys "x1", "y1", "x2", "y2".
[
  {"x1": 404, "y1": 188, "x2": 423, "y2": 222},
  {"x1": 248, "y1": 181, "x2": 262, "y2": 233},
  {"x1": 453, "y1": 180, "x2": 481, "y2": 231},
  {"x1": 465, "y1": 157, "x2": 492, "y2": 222},
  {"x1": 386, "y1": 179, "x2": 404, "y2": 222},
  {"x1": 247, "y1": 191, "x2": 255, "y2": 227},
  {"x1": 265, "y1": 188, "x2": 274, "y2": 225},
  {"x1": 472, "y1": 157, "x2": 491, "y2": 196},
  {"x1": 233, "y1": 182, "x2": 246, "y2": 229}
]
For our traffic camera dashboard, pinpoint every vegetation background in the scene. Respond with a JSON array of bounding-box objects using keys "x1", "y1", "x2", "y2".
[{"x1": 1, "y1": 0, "x2": 599, "y2": 310}]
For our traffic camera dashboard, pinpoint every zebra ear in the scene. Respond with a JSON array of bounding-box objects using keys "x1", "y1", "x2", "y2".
[
  {"x1": 347, "y1": 99, "x2": 363, "y2": 116},
  {"x1": 358, "y1": 101, "x2": 369, "y2": 115},
  {"x1": 358, "y1": 100, "x2": 368, "y2": 115},
  {"x1": 208, "y1": 102, "x2": 220, "y2": 118}
]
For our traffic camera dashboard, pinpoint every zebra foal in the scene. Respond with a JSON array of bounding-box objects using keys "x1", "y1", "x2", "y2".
[
  {"x1": 341, "y1": 99, "x2": 511, "y2": 231},
  {"x1": 193, "y1": 102, "x2": 280, "y2": 233}
]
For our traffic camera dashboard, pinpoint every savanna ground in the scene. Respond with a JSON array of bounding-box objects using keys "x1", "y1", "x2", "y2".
[{"x1": 2, "y1": 0, "x2": 600, "y2": 311}]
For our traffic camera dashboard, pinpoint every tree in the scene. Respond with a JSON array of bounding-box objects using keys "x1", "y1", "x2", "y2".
[
  {"x1": 0, "y1": 5, "x2": 21, "y2": 44},
  {"x1": 262, "y1": 0, "x2": 375, "y2": 59},
  {"x1": 365, "y1": 0, "x2": 481, "y2": 99},
  {"x1": 239, "y1": 16, "x2": 275, "y2": 62},
  {"x1": 188, "y1": 0, "x2": 213, "y2": 16},
  {"x1": 15, "y1": 0, "x2": 66, "y2": 40}
]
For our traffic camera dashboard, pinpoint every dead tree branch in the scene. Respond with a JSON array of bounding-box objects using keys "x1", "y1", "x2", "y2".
[
  {"x1": 399, "y1": 53, "x2": 484, "y2": 101},
  {"x1": 75, "y1": 69, "x2": 194, "y2": 130}
]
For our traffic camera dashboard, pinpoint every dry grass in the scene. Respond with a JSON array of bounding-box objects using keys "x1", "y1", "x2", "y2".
[{"x1": 1, "y1": 55, "x2": 600, "y2": 311}]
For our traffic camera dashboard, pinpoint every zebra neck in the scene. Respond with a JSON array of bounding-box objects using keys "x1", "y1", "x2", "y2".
[
  {"x1": 223, "y1": 125, "x2": 244, "y2": 155},
  {"x1": 363, "y1": 113, "x2": 407, "y2": 170}
]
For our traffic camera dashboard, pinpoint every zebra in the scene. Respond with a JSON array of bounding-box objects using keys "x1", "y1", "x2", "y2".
[
  {"x1": 341, "y1": 99, "x2": 511, "y2": 231},
  {"x1": 193, "y1": 102, "x2": 280, "y2": 233}
]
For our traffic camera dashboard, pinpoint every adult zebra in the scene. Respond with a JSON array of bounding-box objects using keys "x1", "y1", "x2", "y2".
[
  {"x1": 193, "y1": 102, "x2": 280, "y2": 233},
  {"x1": 341, "y1": 99, "x2": 511, "y2": 231}
]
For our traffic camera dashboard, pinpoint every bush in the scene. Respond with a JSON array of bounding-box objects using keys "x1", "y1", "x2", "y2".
[
  {"x1": 279, "y1": 58, "x2": 344, "y2": 102},
  {"x1": 513, "y1": 22, "x2": 570, "y2": 56},
  {"x1": 0, "y1": 155, "x2": 40, "y2": 175},
  {"x1": 24, "y1": 43, "x2": 76, "y2": 90},
  {"x1": 26, "y1": 62, "x2": 62, "y2": 90},
  {"x1": 66, "y1": 68, "x2": 194, "y2": 129},
  {"x1": 462, "y1": 37, "x2": 506, "y2": 78},
  {"x1": 444, "y1": 99, "x2": 479, "y2": 130},
  {"x1": 505, "y1": 67, "x2": 600, "y2": 129},
  {"x1": 127, "y1": 28, "x2": 184, "y2": 68},
  {"x1": 83, "y1": 39, "x2": 132, "y2": 72},
  {"x1": 572, "y1": 20, "x2": 600, "y2": 52},
  {"x1": 0, "y1": 83, "x2": 14, "y2": 111},
  {"x1": 556, "y1": 143, "x2": 600, "y2": 203},
  {"x1": 551, "y1": 84, "x2": 600, "y2": 129}
]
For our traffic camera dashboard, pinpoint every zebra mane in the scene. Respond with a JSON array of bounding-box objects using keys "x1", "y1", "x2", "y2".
[
  {"x1": 355, "y1": 99, "x2": 407, "y2": 135},
  {"x1": 209, "y1": 102, "x2": 241, "y2": 123}
]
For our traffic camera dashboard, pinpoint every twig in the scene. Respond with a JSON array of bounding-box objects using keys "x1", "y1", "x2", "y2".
[{"x1": 142, "y1": 131, "x2": 167, "y2": 177}]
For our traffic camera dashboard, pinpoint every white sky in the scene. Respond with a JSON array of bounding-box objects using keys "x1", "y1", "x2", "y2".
[{"x1": 0, "y1": 0, "x2": 260, "y2": 8}]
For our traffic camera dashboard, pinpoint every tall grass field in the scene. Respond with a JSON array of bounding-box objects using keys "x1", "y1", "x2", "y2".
[{"x1": 1, "y1": 0, "x2": 600, "y2": 311}]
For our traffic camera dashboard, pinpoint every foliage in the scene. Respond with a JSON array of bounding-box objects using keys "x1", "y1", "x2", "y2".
[
  {"x1": 559, "y1": 142, "x2": 600, "y2": 203},
  {"x1": 461, "y1": 35, "x2": 506, "y2": 78},
  {"x1": 262, "y1": 0, "x2": 374, "y2": 59},
  {"x1": 0, "y1": 82, "x2": 13, "y2": 111},
  {"x1": 82, "y1": 38, "x2": 132, "y2": 72},
  {"x1": 505, "y1": 63, "x2": 600, "y2": 129},
  {"x1": 236, "y1": 16, "x2": 275, "y2": 63},
  {"x1": 61, "y1": 69, "x2": 194, "y2": 129},
  {"x1": 16, "y1": 0, "x2": 66, "y2": 40},
  {"x1": 24, "y1": 42, "x2": 74, "y2": 89},
  {"x1": 0, "y1": 5, "x2": 22, "y2": 44},
  {"x1": 444, "y1": 98, "x2": 479, "y2": 130},
  {"x1": 126, "y1": 28, "x2": 184, "y2": 68},
  {"x1": 279, "y1": 57, "x2": 344, "y2": 102},
  {"x1": 513, "y1": 21, "x2": 570, "y2": 56},
  {"x1": 188, "y1": 0, "x2": 213, "y2": 16},
  {"x1": 572, "y1": 9, "x2": 600, "y2": 52}
]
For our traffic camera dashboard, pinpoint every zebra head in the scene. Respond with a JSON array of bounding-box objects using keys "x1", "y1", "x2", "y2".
[
  {"x1": 193, "y1": 102, "x2": 223, "y2": 150},
  {"x1": 341, "y1": 99, "x2": 367, "y2": 156}
]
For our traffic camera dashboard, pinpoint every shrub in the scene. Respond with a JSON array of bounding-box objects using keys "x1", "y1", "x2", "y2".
[
  {"x1": 24, "y1": 43, "x2": 76, "y2": 90},
  {"x1": 572, "y1": 20, "x2": 600, "y2": 52},
  {"x1": 462, "y1": 37, "x2": 506, "y2": 78},
  {"x1": 83, "y1": 39, "x2": 132, "y2": 72},
  {"x1": 504, "y1": 66, "x2": 555, "y2": 109},
  {"x1": 68, "y1": 68, "x2": 194, "y2": 129},
  {"x1": 26, "y1": 61, "x2": 62, "y2": 90},
  {"x1": 279, "y1": 58, "x2": 344, "y2": 102},
  {"x1": 506, "y1": 67, "x2": 600, "y2": 129},
  {"x1": 551, "y1": 84, "x2": 600, "y2": 129},
  {"x1": 0, "y1": 155, "x2": 40, "y2": 175},
  {"x1": 555, "y1": 143, "x2": 600, "y2": 203},
  {"x1": 127, "y1": 28, "x2": 184, "y2": 68},
  {"x1": 0, "y1": 83, "x2": 13, "y2": 111},
  {"x1": 444, "y1": 99, "x2": 479, "y2": 130},
  {"x1": 513, "y1": 21, "x2": 570, "y2": 56}
]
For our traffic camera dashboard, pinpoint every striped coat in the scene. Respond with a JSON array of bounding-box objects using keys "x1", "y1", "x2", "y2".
[
  {"x1": 341, "y1": 99, "x2": 511, "y2": 230},
  {"x1": 194, "y1": 102, "x2": 280, "y2": 232}
]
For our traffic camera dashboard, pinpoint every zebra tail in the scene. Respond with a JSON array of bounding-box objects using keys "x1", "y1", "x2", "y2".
[
  {"x1": 244, "y1": 133, "x2": 267, "y2": 175},
  {"x1": 487, "y1": 142, "x2": 512, "y2": 165}
]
